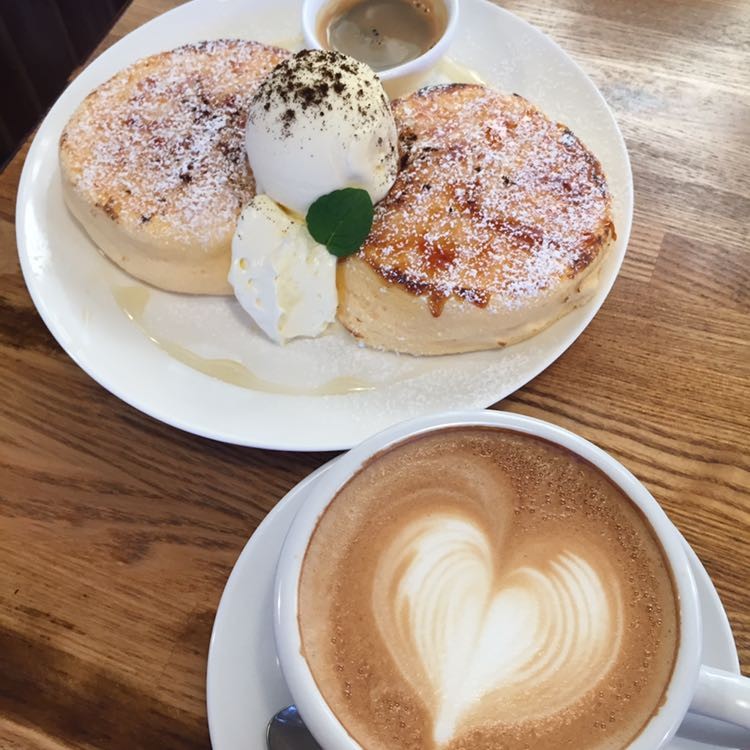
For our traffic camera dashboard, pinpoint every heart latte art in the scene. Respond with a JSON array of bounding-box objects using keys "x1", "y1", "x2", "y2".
[
  {"x1": 299, "y1": 428, "x2": 679, "y2": 750},
  {"x1": 373, "y1": 515, "x2": 624, "y2": 745}
]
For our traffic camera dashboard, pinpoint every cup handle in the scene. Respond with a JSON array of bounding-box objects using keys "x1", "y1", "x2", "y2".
[{"x1": 688, "y1": 666, "x2": 750, "y2": 730}]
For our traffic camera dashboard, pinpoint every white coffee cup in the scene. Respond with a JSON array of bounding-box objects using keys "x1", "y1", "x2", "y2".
[
  {"x1": 274, "y1": 410, "x2": 750, "y2": 749},
  {"x1": 301, "y1": 0, "x2": 459, "y2": 98}
]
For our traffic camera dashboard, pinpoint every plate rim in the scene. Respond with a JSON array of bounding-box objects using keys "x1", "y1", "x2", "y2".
[{"x1": 15, "y1": 0, "x2": 634, "y2": 452}]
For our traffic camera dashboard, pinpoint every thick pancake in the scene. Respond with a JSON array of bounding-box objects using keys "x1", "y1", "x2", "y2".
[
  {"x1": 337, "y1": 84, "x2": 616, "y2": 354},
  {"x1": 60, "y1": 39, "x2": 291, "y2": 295}
]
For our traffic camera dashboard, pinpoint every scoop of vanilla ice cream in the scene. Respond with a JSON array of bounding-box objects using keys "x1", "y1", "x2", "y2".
[
  {"x1": 229, "y1": 196, "x2": 337, "y2": 343},
  {"x1": 245, "y1": 49, "x2": 398, "y2": 216}
]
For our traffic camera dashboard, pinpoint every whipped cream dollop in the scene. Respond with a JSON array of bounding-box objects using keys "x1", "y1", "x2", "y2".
[
  {"x1": 245, "y1": 49, "x2": 398, "y2": 216},
  {"x1": 229, "y1": 196, "x2": 337, "y2": 343}
]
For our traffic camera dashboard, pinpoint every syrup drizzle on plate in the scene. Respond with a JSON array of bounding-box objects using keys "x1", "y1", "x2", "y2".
[{"x1": 112, "y1": 285, "x2": 375, "y2": 396}]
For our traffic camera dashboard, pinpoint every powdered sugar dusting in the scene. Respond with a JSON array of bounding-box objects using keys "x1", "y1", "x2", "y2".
[
  {"x1": 363, "y1": 85, "x2": 615, "y2": 313},
  {"x1": 60, "y1": 40, "x2": 290, "y2": 246}
]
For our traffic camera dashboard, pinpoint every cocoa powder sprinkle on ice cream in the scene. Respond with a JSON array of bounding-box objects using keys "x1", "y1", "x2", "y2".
[
  {"x1": 245, "y1": 49, "x2": 399, "y2": 215},
  {"x1": 249, "y1": 50, "x2": 392, "y2": 138}
]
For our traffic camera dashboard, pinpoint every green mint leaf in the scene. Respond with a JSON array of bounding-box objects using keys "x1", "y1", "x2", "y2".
[{"x1": 306, "y1": 188, "x2": 374, "y2": 257}]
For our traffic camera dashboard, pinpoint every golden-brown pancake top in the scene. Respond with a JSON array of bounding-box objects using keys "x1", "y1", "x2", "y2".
[
  {"x1": 360, "y1": 84, "x2": 616, "y2": 316},
  {"x1": 60, "y1": 39, "x2": 291, "y2": 248}
]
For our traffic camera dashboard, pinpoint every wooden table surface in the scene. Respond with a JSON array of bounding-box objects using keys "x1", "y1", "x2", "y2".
[{"x1": 1, "y1": 0, "x2": 748, "y2": 747}]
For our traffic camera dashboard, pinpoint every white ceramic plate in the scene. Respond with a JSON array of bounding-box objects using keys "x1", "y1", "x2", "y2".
[
  {"x1": 16, "y1": 0, "x2": 633, "y2": 451},
  {"x1": 206, "y1": 460, "x2": 746, "y2": 750}
]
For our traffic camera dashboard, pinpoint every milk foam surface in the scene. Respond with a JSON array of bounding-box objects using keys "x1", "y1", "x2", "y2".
[
  {"x1": 298, "y1": 428, "x2": 679, "y2": 750},
  {"x1": 373, "y1": 515, "x2": 622, "y2": 744}
]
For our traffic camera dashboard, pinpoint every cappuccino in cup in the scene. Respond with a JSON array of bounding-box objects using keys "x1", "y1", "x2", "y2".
[{"x1": 298, "y1": 427, "x2": 679, "y2": 750}]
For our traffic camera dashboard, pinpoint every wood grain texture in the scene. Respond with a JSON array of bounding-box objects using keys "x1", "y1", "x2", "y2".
[{"x1": 0, "y1": 0, "x2": 748, "y2": 748}]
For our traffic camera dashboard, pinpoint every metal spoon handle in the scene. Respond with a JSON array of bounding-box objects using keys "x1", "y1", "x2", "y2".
[{"x1": 267, "y1": 704, "x2": 323, "y2": 750}]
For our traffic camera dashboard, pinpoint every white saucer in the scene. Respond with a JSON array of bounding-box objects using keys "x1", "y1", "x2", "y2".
[
  {"x1": 16, "y1": 0, "x2": 633, "y2": 451},
  {"x1": 206, "y1": 462, "x2": 747, "y2": 750}
]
